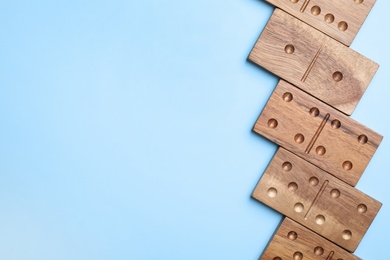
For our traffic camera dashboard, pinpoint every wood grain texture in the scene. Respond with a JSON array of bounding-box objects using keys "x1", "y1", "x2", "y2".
[
  {"x1": 248, "y1": 9, "x2": 378, "y2": 115},
  {"x1": 264, "y1": 0, "x2": 376, "y2": 46},
  {"x1": 253, "y1": 148, "x2": 382, "y2": 252},
  {"x1": 253, "y1": 80, "x2": 382, "y2": 186},
  {"x1": 261, "y1": 218, "x2": 362, "y2": 259}
]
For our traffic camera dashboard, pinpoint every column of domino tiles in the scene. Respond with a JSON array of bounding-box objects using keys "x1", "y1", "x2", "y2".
[{"x1": 247, "y1": 1, "x2": 383, "y2": 258}]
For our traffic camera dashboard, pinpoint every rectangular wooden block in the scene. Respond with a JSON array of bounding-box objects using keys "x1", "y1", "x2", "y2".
[
  {"x1": 253, "y1": 148, "x2": 382, "y2": 252},
  {"x1": 248, "y1": 9, "x2": 378, "y2": 115},
  {"x1": 253, "y1": 80, "x2": 382, "y2": 186},
  {"x1": 261, "y1": 218, "x2": 362, "y2": 259},
  {"x1": 263, "y1": 0, "x2": 376, "y2": 46}
]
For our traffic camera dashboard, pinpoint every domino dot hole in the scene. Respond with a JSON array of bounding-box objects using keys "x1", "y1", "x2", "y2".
[
  {"x1": 283, "y1": 92, "x2": 293, "y2": 102},
  {"x1": 288, "y1": 231, "x2": 298, "y2": 240},
  {"x1": 342, "y1": 161, "x2": 353, "y2": 171},
  {"x1": 309, "y1": 177, "x2": 319, "y2": 186},
  {"x1": 333, "y1": 71, "x2": 343, "y2": 82},
  {"x1": 290, "y1": 0, "x2": 299, "y2": 3},
  {"x1": 288, "y1": 182, "x2": 298, "y2": 192},
  {"x1": 282, "y1": 162, "x2": 292, "y2": 171},
  {"x1": 331, "y1": 119, "x2": 341, "y2": 129},
  {"x1": 273, "y1": 257, "x2": 282, "y2": 260},
  {"x1": 268, "y1": 118, "x2": 278, "y2": 128},
  {"x1": 316, "y1": 146, "x2": 326, "y2": 156},
  {"x1": 267, "y1": 187, "x2": 278, "y2": 198},
  {"x1": 330, "y1": 189, "x2": 340, "y2": 198},
  {"x1": 357, "y1": 204, "x2": 367, "y2": 213},
  {"x1": 342, "y1": 230, "x2": 352, "y2": 240},
  {"x1": 358, "y1": 134, "x2": 368, "y2": 144},
  {"x1": 314, "y1": 246, "x2": 324, "y2": 256},
  {"x1": 310, "y1": 107, "x2": 319, "y2": 117},
  {"x1": 311, "y1": 6, "x2": 321, "y2": 16},
  {"x1": 315, "y1": 215, "x2": 325, "y2": 225},
  {"x1": 325, "y1": 13, "x2": 335, "y2": 23},
  {"x1": 294, "y1": 133, "x2": 305, "y2": 144},
  {"x1": 338, "y1": 21, "x2": 348, "y2": 31},
  {"x1": 294, "y1": 203, "x2": 304, "y2": 213},
  {"x1": 354, "y1": 0, "x2": 363, "y2": 4},
  {"x1": 293, "y1": 251, "x2": 303, "y2": 260},
  {"x1": 285, "y1": 44, "x2": 295, "y2": 54}
]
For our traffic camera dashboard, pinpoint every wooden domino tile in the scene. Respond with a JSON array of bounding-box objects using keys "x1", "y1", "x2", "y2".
[
  {"x1": 248, "y1": 9, "x2": 378, "y2": 115},
  {"x1": 261, "y1": 217, "x2": 361, "y2": 259},
  {"x1": 253, "y1": 80, "x2": 382, "y2": 186},
  {"x1": 263, "y1": 0, "x2": 376, "y2": 46},
  {"x1": 252, "y1": 148, "x2": 382, "y2": 252}
]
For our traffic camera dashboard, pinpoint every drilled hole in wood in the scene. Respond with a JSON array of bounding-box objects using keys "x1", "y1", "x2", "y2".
[
  {"x1": 311, "y1": 6, "x2": 321, "y2": 16},
  {"x1": 283, "y1": 92, "x2": 293, "y2": 102},
  {"x1": 333, "y1": 71, "x2": 343, "y2": 82},
  {"x1": 342, "y1": 161, "x2": 353, "y2": 171},
  {"x1": 315, "y1": 215, "x2": 325, "y2": 225},
  {"x1": 285, "y1": 44, "x2": 295, "y2": 54},
  {"x1": 342, "y1": 230, "x2": 352, "y2": 240},
  {"x1": 309, "y1": 107, "x2": 319, "y2": 117},
  {"x1": 357, "y1": 204, "x2": 367, "y2": 213},
  {"x1": 331, "y1": 119, "x2": 341, "y2": 129},
  {"x1": 268, "y1": 118, "x2": 278, "y2": 128},
  {"x1": 325, "y1": 13, "x2": 335, "y2": 23},
  {"x1": 288, "y1": 182, "x2": 298, "y2": 191},
  {"x1": 288, "y1": 231, "x2": 298, "y2": 240},
  {"x1": 338, "y1": 21, "x2": 348, "y2": 31},
  {"x1": 316, "y1": 146, "x2": 326, "y2": 155},
  {"x1": 314, "y1": 246, "x2": 324, "y2": 256},
  {"x1": 282, "y1": 162, "x2": 292, "y2": 171},
  {"x1": 294, "y1": 133, "x2": 305, "y2": 144},
  {"x1": 309, "y1": 177, "x2": 319, "y2": 186},
  {"x1": 273, "y1": 257, "x2": 282, "y2": 260},
  {"x1": 358, "y1": 134, "x2": 368, "y2": 144},
  {"x1": 267, "y1": 187, "x2": 277, "y2": 198},
  {"x1": 354, "y1": 0, "x2": 363, "y2": 4},
  {"x1": 330, "y1": 189, "x2": 340, "y2": 198},
  {"x1": 293, "y1": 251, "x2": 303, "y2": 260},
  {"x1": 294, "y1": 203, "x2": 304, "y2": 213},
  {"x1": 290, "y1": 0, "x2": 299, "y2": 3}
]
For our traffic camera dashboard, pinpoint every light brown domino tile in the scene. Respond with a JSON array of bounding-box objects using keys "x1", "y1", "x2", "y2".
[
  {"x1": 261, "y1": 217, "x2": 362, "y2": 259},
  {"x1": 264, "y1": 0, "x2": 376, "y2": 46},
  {"x1": 253, "y1": 80, "x2": 382, "y2": 186},
  {"x1": 253, "y1": 148, "x2": 382, "y2": 252},
  {"x1": 248, "y1": 9, "x2": 378, "y2": 115}
]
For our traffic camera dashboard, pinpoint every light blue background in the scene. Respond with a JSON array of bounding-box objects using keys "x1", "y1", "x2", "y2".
[{"x1": 0, "y1": 0, "x2": 388, "y2": 259}]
